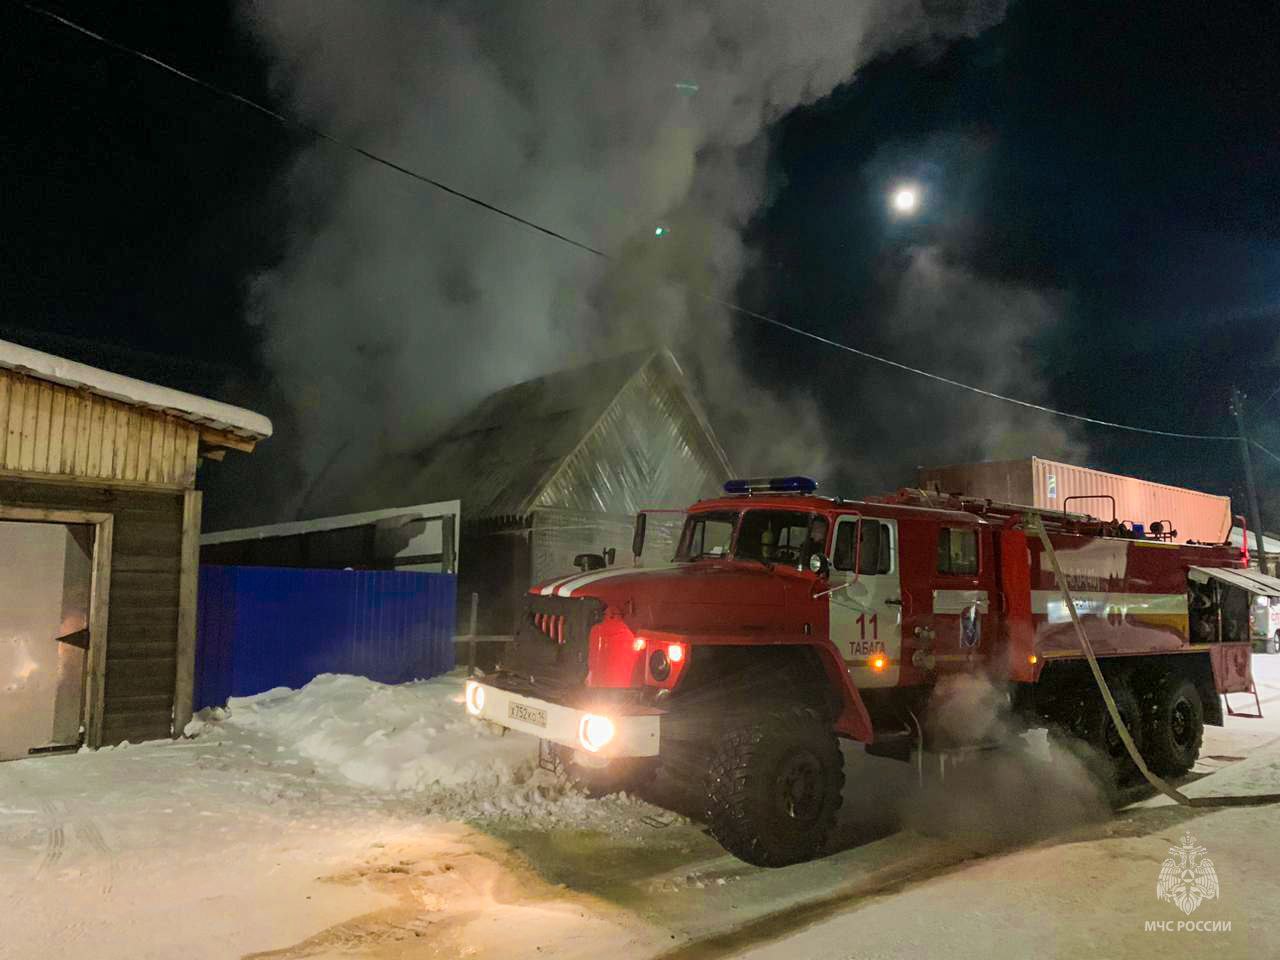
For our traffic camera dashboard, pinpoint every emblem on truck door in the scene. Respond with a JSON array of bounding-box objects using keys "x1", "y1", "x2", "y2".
[{"x1": 960, "y1": 604, "x2": 981, "y2": 648}]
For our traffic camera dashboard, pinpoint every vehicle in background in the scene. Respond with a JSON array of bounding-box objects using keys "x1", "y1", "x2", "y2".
[{"x1": 1251, "y1": 593, "x2": 1280, "y2": 654}]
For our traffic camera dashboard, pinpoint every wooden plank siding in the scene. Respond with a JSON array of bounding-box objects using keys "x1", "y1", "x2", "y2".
[
  {"x1": 0, "y1": 478, "x2": 185, "y2": 745},
  {"x1": 0, "y1": 369, "x2": 198, "y2": 488}
]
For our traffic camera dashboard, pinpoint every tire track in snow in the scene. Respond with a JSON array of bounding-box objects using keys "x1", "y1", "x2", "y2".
[
  {"x1": 35, "y1": 799, "x2": 64, "y2": 879},
  {"x1": 75, "y1": 819, "x2": 115, "y2": 895}
]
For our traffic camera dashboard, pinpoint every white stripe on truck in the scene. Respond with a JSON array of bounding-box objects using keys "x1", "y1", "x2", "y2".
[{"x1": 555, "y1": 563, "x2": 681, "y2": 597}]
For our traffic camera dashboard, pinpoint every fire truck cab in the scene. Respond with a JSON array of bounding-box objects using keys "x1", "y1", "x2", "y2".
[{"x1": 465, "y1": 477, "x2": 1256, "y2": 866}]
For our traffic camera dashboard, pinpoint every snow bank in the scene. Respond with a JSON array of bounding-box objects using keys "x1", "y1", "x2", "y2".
[
  {"x1": 214, "y1": 672, "x2": 537, "y2": 793},
  {"x1": 188, "y1": 672, "x2": 672, "y2": 832}
]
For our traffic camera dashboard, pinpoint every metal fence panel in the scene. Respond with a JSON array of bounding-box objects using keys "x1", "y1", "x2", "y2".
[{"x1": 195, "y1": 565, "x2": 456, "y2": 710}]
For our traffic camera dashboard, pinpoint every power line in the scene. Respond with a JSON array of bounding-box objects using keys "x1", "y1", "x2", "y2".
[
  {"x1": 698, "y1": 291, "x2": 1234, "y2": 441},
  {"x1": 12, "y1": 0, "x2": 1243, "y2": 444},
  {"x1": 14, "y1": 1, "x2": 609, "y2": 261},
  {"x1": 1257, "y1": 381, "x2": 1280, "y2": 413},
  {"x1": 1252, "y1": 440, "x2": 1280, "y2": 468}
]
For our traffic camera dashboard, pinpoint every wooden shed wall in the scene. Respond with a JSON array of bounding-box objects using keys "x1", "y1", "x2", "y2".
[
  {"x1": 0, "y1": 477, "x2": 184, "y2": 744},
  {"x1": 0, "y1": 369, "x2": 199, "y2": 487}
]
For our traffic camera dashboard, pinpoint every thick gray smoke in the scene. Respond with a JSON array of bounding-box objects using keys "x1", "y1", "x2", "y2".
[
  {"x1": 838, "y1": 244, "x2": 1086, "y2": 495},
  {"x1": 241, "y1": 0, "x2": 1007, "y2": 514}
]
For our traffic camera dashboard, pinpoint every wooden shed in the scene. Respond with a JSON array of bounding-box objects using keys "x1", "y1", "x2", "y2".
[{"x1": 0, "y1": 339, "x2": 270, "y2": 757}]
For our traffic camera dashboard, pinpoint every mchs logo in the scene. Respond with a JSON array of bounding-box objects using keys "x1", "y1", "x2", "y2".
[{"x1": 1157, "y1": 833, "x2": 1220, "y2": 916}]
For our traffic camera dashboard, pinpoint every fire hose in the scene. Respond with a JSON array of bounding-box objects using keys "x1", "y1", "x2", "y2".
[{"x1": 1027, "y1": 514, "x2": 1280, "y2": 808}]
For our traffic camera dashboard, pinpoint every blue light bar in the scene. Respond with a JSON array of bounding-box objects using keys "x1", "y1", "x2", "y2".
[{"x1": 723, "y1": 476, "x2": 818, "y2": 495}]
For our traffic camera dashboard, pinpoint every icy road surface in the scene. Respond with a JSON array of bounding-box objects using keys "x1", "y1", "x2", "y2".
[{"x1": 1, "y1": 662, "x2": 1279, "y2": 959}]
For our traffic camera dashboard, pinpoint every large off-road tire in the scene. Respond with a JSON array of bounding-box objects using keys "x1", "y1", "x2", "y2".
[
  {"x1": 1268, "y1": 632, "x2": 1280, "y2": 656},
  {"x1": 1047, "y1": 679, "x2": 1145, "y2": 792},
  {"x1": 1143, "y1": 675, "x2": 1204, "y2": 776},
  {"x1": 1086, "y1": 680, "x2": 1145, "y2": 780},
  {"x1": 704, "y1": 706, "x2": 844, "y2": 867}
]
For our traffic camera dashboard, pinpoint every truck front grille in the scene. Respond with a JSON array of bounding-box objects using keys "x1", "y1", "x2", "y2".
[{"x1": 499, "y1": 594, "x2": 605, "y2": 693}]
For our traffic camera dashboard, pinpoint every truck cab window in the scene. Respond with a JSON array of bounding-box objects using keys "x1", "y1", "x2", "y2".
[
  {"x1": 833, "y1": 519, "x2": 891, "y2": 574},
  {"x1": 736, "y1": 510, "x2": 813, "y2": 564},
  {"x1": 677, "y1": 512, "x2": 736, "y2": 560},
  {"x1": 937, "y1": 527, "x2": 978, "y2": 575}
]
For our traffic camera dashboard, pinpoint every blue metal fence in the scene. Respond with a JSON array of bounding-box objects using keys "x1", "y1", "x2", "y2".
[{"x1": 195, "y1": 565, "x2": 456, "y2": 710}]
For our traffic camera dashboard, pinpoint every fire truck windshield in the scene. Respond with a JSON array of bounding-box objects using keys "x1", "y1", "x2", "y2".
[
  {"x1": 675, "y1": 511, "x2": 738, "y2": 561},
  {"x1": 735, "y1": 510, "x2": 814, "y2": 565}
]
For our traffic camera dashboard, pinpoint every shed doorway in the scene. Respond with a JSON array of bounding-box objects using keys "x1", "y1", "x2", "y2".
[{"x1": 0, "y1": 520, "x2": 94, "y2": 759}]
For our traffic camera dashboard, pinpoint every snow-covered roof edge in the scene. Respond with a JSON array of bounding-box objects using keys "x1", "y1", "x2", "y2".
[{"x1": 0, "y1": 338, "x2": 272, "y2": 440}]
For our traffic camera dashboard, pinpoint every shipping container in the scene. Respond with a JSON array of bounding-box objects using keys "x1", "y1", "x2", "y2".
[{"x1": 918, "y1": 457, "x2": 1232, "y2": 543}]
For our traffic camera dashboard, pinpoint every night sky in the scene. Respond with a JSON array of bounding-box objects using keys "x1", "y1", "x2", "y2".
[{"x1": 4, "y1": 1, "x2": 1278, "y2": 529}]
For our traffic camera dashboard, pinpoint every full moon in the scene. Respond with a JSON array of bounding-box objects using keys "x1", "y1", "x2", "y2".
[{"x1": 891, "y1": 185, "x2": 919, "y2": 214}]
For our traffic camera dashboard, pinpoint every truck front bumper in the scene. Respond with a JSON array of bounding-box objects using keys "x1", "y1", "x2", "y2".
[{"x1": 463, "y1": 679, "x2": 661, "y2": 758}]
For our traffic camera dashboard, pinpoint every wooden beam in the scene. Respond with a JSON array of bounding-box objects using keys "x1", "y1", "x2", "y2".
[
  {"x1": 173, "y1": 488, "x2": 203, "y2": 736},
  {"x1": 0, "y1": 465, "x2": 190, "y2": 492},
  {"x1": 0, "y1": 504, "x2": 113, "y2": 525},
  {"x1": 86, "y1": 514, "x2": 115, "y2": 749},
  {"x1": 197, "y1": 426, "x2": 256, "y2": 453}
]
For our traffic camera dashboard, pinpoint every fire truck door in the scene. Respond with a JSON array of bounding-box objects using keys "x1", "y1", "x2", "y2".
[{"x1": 829, "y1": 516, "x2": 902, "y2": 688}]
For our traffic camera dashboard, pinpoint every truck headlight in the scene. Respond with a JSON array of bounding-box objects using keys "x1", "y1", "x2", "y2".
[
  {"x1": 578, "y1": 713, "x2": 615, "y2": 752},
  {"x1": 465, "y1": 680, "x2": 485, "y2": 716}
]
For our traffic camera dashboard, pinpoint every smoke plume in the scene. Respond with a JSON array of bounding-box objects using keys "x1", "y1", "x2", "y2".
[
  {"x1": 837, "y1": 244, "x2": 1086, "y2": 495},
  {"x1": 241, "y1": 0, "x2": 1007, "y2": 514}
]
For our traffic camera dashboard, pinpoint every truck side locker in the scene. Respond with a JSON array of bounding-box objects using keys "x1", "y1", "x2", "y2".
[{"x1": 998, "y1": 525, "x2": 1037, "y2": 682}]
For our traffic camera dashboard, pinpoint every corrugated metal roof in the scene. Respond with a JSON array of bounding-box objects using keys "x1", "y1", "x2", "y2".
[
  {"x1": 1189, "y1": 566, "x2": 1280, "y2": 596},
  {"x1": 1229, "y1": 527, "x2": 1280, "y2": 554},
  {"x1": 398, "y1": 350, "x2": 732, "y2": 520}
]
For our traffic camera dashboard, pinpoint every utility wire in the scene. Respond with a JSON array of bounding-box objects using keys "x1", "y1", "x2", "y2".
[
  {"x1": 1252, "y1": 440, "x2": 1280, "y2": 468},
  {"x1": 12, "y1": 1, "x2": 1244, "y2": 444},
  {"x1": 15, "y1": 1, "x2": 610, "y2": 260},
  {"x1": 1257, "y1": 381, "x2": 1280, "y2": 413}
]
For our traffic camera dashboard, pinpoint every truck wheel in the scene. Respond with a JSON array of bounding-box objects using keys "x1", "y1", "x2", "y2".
[
  {"x1": 704, "y1": 706, "x2": 843, "y2": 867},
  {"x1": 1268, "y1": 633, "x2": 1280, "y2": 656},
  {"x1": 1050, "y1": 681, "x2": 1144, "y2": 787},
  {"x1": 1088, "y1": 682, "x2": 1145, "y2": 779},
  {"x1": 1144, "y1": 676, "x2": 1204, "y2": 776}
]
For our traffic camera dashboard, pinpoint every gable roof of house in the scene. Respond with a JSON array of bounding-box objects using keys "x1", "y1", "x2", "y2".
[{"x1": 401, "y1": 350, "x2": 731, "y2": 520}]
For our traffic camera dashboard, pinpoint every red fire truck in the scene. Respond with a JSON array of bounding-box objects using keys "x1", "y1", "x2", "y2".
[{"x1": 464, "y1": 477, "x2": 1259, "y2": 866}]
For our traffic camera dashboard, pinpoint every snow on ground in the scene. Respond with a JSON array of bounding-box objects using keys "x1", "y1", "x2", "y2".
[
  {"x1": 204, "y1": 672, "x2": 673, "y2": 831},
  {"x1": 0, "y1": 671, "x2": 669, "y2": 960},
  {"x1": 3, "y1": 661, "x2": 1280, "y2": 960},
  {"x1": 214, "y1": 673, "x2": 534, "y2": 793},
  {"x1": 723, "y1": 660, "x2": 1280, "y2": 960}
]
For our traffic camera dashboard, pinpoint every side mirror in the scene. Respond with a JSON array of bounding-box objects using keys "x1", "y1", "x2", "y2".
[
  {"x1": 632, "y1": 513, "x2": 647, "y2": 560},
  {"x1": 604, "y1": 547, "x2": 616, "y2": 567},
  {"x1": 574, "y1": 553, "x2": 606, "y2": 572}
]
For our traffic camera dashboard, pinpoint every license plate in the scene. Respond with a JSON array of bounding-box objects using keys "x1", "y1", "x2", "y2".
[{"x1": 508, "y1": 701, "x2": 547, "y2": 728}]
